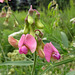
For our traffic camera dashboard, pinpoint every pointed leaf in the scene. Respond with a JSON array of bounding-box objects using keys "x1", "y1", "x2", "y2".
[
  {"x1": 48, "y1": 2, "x2": 52, "y2": 10},
  {"x1": 61, "y1": 32, "x2": 68, "y2": 48},
  {"x1": 66, "y1": 71, "x2": 75, "y2": 75},
  {"x1": 0, "y1": 61, "x2": 33, "y2": 66}
]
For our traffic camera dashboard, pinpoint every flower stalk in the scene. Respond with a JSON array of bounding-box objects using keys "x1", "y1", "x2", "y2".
[{"x1": 31, "y1": 51, "x2": 37, "y2": 75}]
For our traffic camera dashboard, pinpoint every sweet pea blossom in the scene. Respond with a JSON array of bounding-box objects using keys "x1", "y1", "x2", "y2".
[
  {"x1": 44, "y1": 42, "x2": 61, "y2": 62},
  {"x1": 18, "y1": 34, "x2": 37, "y2": 54}
]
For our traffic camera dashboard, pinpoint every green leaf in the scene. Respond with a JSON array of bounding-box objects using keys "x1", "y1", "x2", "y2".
[
  {"x1": 0, "y1": 61, "x2": 33, "y2": 66},
  {"x1": 48, "y1": 2, "x2": 52, "y2": 10},
  {"x1": 66, "y1": 71, "x2": 75, "y2": 75},
  {"x1": 61, "y1": 31, "x2": 68, "y2": 48},
  {"x1": 40, "y1": 57, "x2": 75, "y2": 75}
]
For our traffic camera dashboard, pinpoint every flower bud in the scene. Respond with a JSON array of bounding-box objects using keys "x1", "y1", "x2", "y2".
[
  {"x1": 3, "y1": 18, "x2": 9, "y2": 26},
  {"x1": 24, "y1": 24, "x2": 29, "y2": 34},
  {"x1": 37, "y1": 50, "x2": 45, "y2": 58},
  {"x1": 35, "y1": 20, "x2": 44, "y2": 29},
  {"x1": 28, "y1": 15, "x2": 34, "y2": 24},
  {"x1": 8, "y1": 36, "x2": 18, "y2": 48},
  {"x1": 0, "y1": 11, "x2": 6, "y2": 17},
  {"x1": 34, "y1": 9, "x2": 40, "y2": 19},
  {"x1": 6, "y1": 7, "x2": 12, "y2": 18},
  {"x1": 28, "y1": 5, "x2": 34, "y2": 15},
  {"x1": 28, "y1": 5, "x2": 34, "y2": 24}
]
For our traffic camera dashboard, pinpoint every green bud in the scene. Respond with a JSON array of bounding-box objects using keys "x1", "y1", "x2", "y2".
[
  {"x1": 24, "y1": 24, "x2": 29, "y2": 34},
  {"x1": 3, "y1": 18, "x2": 9, "y2": 26},
  {"x1": 6, "y1": 7, "x2": 12, "y2": 18},
  {"x1": 35, "y1": 20, "x2": 44, "y2": 29},
  {"x1": 30, "y1": 25, "x2": 35, "y2": 37},
  {"x1": 28, "y1": 15, "x2": 34, "y2": 25}
]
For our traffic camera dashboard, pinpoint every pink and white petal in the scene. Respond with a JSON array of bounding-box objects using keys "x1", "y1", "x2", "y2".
[
  {"x1": 18, "y1": 34, "x2": 25, "y2": 48},
  {"x1": 0, "y1": 0, "x2": 4, "y2": 3},
  {"x1": 44, "y1": 43, "x2": 53, "y2": 62},
  {"x1": 21, "y1": 46, "x2": 28, "y2": 54},
  {"x1": 52, "y1": 52, "x2": 61, "y2": 60},
  {"x1": 50, "y1": 42, "x2": 59, "y2": 53},
  {"x1": 24, "y1": 34, "x2": 37, "y2": 53}
]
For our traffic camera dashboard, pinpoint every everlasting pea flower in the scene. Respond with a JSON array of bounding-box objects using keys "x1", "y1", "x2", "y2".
[
  {"x1": 44, "y1": 42, "x2": 61, "y2": 62},
  {"x1": 18, "y1": 34, "x2": 37, "y2": 54}
]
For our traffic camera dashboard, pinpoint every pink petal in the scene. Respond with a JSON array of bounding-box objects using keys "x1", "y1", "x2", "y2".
[
  {"x1": 52, "y1": 52, "x2": 61, "y2": 60},
  {"x1": 50, "y1": 42, "x2": 61, "y2": 60},
  {"x1": 18, "y1": 34, "x2": 25, "y2": 48},
  {"x1": 0, "y1": 0, "x2": 4, "y2": 3},
  {"x1": 19, "y1": 48, "x2": 23, "y2": 54},
  {"x1": 44, "y1": 43, "x2": 53, "y2": 62},
  {"x1": 50, "y1": 42, "x2": 59, "y2": 53},
  {"x1": 21, "y1": 46, "x2": 28, "y2": 54},
  {"x1": 24, "y1": 34, "x2": 37, "y2": 53},
  {"x1": 19, "y1": 46, "x2": 28, "y2": 54}
]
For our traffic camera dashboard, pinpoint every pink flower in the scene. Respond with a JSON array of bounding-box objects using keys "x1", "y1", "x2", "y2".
[
  {"x1": 0, "y1": 0, "x2": 4, "y2": 3},
  {"x1": 44, "y1": 42, "x2": 61, "y2": 62},
  {"x1": 18, "y1": 34, "x2": 37, "y2": 54},
  {"x1": 0, "y1": 0, "x2": 11, "y2": 3}
]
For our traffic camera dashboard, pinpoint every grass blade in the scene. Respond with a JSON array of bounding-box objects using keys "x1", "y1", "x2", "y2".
[{"x1": 0, "y1": 61, "x2": 34, "y2": 66}]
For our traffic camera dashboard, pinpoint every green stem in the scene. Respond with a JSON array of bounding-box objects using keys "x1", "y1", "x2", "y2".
[{"x1": 31, "y1": 51, "x2": 36, "y2": 75}]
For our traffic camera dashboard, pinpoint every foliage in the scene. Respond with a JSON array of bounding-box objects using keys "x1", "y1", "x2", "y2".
[{"x1": 0, "y1": 0, "x2": 75, "y2": 75}]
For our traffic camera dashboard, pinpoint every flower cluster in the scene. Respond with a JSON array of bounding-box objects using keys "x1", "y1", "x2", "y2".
[{"x1": 8, "y1": 5, "x2": 61, "y2": 62}]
